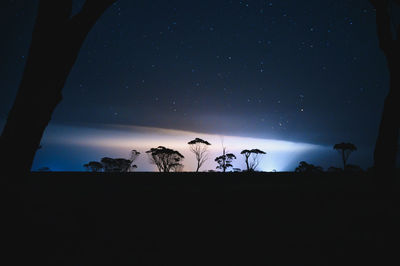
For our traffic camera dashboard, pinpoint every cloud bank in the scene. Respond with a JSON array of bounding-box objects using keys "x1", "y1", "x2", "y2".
[{"x1": 33, "y1": 123, "x2": 328, "y2": 172}]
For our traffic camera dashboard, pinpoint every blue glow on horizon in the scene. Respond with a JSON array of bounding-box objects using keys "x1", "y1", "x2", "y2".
[{"x1": 32, "y1": 124, "x2": 329, "y2": 172}]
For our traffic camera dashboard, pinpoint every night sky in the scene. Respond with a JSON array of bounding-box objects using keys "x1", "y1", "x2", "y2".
[{"x1": 0, "y1": 0, "x2": 394, "y2": 171}]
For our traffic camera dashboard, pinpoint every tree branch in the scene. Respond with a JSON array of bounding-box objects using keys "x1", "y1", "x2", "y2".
[{"x1": 67, "y1": 0, "x2": 117, "y2": 42}]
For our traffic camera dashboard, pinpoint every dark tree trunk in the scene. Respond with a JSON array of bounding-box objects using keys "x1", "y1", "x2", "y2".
[
  {"x1": 0, "y1": 0, "x2": 116, "y2": 173},
  {"x1": 245, "y1": 156, "x2": 250, "y2": 171},
  {"x1": 374, "y1": 73, "x2": 400, "y2": 175},
  {"x1": 370, "y1": 1, "x2": 400, "y2": 176}
]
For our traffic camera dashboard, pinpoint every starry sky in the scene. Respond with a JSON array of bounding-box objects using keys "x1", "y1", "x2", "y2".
[{"x1": 0, "y1": 0, "x2": 394, "y2": 171}]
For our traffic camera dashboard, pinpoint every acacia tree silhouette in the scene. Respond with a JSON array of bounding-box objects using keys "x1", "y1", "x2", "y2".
[
  {"x1": 188, "y1": 138, "x2": 211, "y2": 172},
  {"x1": 240, "y1": 149, "x2": 266, "y2": 171},
  {"x1": 369, "y1": 0, "x2": 400, "y2": 174},
  {"x1": 333, "y1": 143, "x2": 357, "y2": 170},
  {"x1": 0, "y1": 0, "x2": 116, "y2": 173}
]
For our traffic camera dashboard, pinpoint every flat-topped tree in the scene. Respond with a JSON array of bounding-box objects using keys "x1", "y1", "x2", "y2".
[
  {"x1": 146, "y1": 146, "x2": 184, "y2": 172},
  {"x1": 188, "y1": 138, "x2": 211, "y2": 172},
  {"x1": 333, "y1": 143, "x2": 357, "y2": 170},
  {"x1": 369, "y1": 0, "x2": 400, "y2": 174},
  {"x1": 240, "y1": 149, "x2": 266, "y2": 172},
  {"x1": 0, "y1": 0, "x2": 117, "y2": 173}
]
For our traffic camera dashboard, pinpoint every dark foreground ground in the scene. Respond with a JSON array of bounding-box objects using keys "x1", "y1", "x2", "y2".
[{"x1": 3, "y1": 172, "x2": 400, "y2": 265}]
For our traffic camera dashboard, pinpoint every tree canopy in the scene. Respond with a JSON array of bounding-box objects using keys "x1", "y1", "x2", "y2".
[
  {"x1": 83, "y1": 161, "x2": 103, "y2": 172},
  {"x1": 146, "y1": 146, "x2": 184, "y2": 172},
  {"x1": 100, "y1": 157, "x2": 132, "y2": 172}
]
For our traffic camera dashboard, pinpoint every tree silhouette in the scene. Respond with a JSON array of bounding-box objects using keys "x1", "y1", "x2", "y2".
[
  {"x1": 295, "y1": 161, "x2": 323, "y2": 173},
  {"x1": 215, "y1": 147, "x2": 236, "y2": 172},
  {"x1": 333, "y1": 143, "x2": 357, "y2": 170},
  {"x1": 129, "y1": 149, "x2": 140, "y2": 171},
  {"x1": 100, "y1": 157, "x2": 117, "y2": 172},
  {"x1": 83, "y1": 161, "x2": 103, "y2": 172},
  {"x1": 369, "y1": 0, "x2": 400, "y2": 174},
  {"x1": 240, "y1": 149, "x2": 266, "y2": 171},
  {"x1": 188, "y1": 138, "x2": 211, "y2": 172},
  {"x1": 0, "y1": 0, "x2": 117, "y2": 173},
  {"x1": 115, "y1": 158, "x2": 132, "y2": 172},
  {"x1": 327, "y1": 166, "x2": 343, "y2": 173},
  {"x1": 100, "y1": 157, "x2": 131, "y2": 172},
  {"x1": 146, "y1": 146, "x2": 184, "y2": 172}
]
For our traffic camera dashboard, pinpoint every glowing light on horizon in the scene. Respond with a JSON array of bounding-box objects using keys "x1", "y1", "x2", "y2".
[{"x1": 35, "y1": 124, "x2": 327, "y2": 172}]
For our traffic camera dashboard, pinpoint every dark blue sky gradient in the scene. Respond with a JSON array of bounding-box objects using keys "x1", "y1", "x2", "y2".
[{"x1": 0, "y1": 0, "x2": 394, "y2": 170}]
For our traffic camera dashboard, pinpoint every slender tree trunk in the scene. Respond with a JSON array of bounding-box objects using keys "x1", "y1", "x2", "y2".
[
  {"x1": 0, "y1": 1, "x2": 115, "y2": 173},
  {"x1": 196, "y1": 162, "x2": 200, "y2": 172},
  {"x1": 222, "y1": 158, "x2": 226, "y2": 172},
  {"x1": 342, "y1": 150, "x2": 346, "y2": 170},
  {"x1": 245, "y1": 156, "x2": 250, "y2": 171}
]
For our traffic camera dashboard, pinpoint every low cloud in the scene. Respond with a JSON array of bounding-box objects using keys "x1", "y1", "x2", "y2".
[{"x1": 33, "y1": 123, "x2": 327, "y2": 172}]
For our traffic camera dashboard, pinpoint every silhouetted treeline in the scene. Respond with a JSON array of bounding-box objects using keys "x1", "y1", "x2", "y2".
[
  {"x1": 79, "y1": 138, "x2": 365, "y2": 173},
  {"x1": 83, "y1": 149, "x2": 140, "y2": 172},
  {"x1": 294, "y1": 142, "x2": 362, "y2": 173}
]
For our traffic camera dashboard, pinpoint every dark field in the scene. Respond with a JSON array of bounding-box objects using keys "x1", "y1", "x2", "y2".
[{"x1": 3, "y1": 172, "x2": 400, "y2": 265}]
